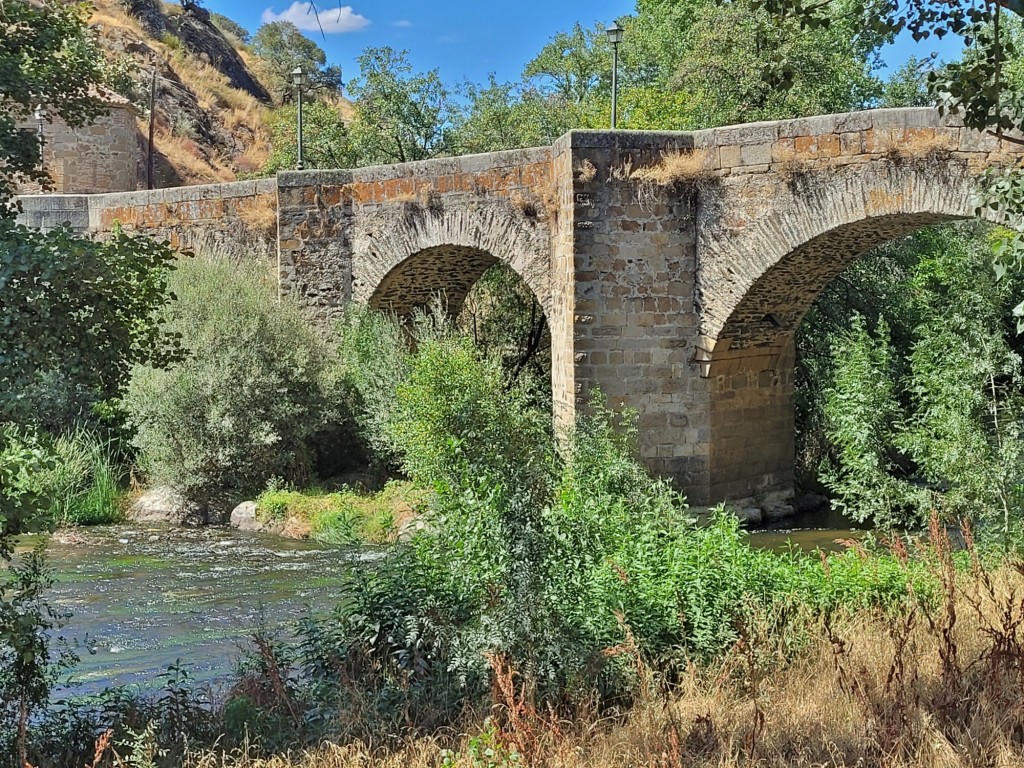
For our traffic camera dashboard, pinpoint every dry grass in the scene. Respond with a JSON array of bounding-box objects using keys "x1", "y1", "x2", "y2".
[
  {"x1": 630, "y1": 148, "x2": 716, "y2": 187},
  {"x1": 881, "y1": 132, "x2": 956, "y2": 165},
  {"x1": 237, "y1": 195, "x2": 278, "y2": 239},
  {"x1": 509, "y1": 190, "x2": 540, "y2": 219},
  {"x1": 575, "y1": 159, "x2": 597, "y2": 184},
  {"x1": 168, "y1": 521, "x2": 1024, "y2": 768},
  {"x1": 628, "y1": 149, "x2": 717, "y2": 209},
  {"x1": 774, "y1": 148, "x2": 815, "y2": 183}
]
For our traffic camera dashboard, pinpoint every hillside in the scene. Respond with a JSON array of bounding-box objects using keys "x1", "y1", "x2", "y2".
[{"x1": 86, "y1": 0, "x2": 276, "y2": 186}]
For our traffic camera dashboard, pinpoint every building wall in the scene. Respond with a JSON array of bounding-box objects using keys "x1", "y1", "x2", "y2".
[{"x1": 18, "y1": 105, "x2": 138, "y2": 195}]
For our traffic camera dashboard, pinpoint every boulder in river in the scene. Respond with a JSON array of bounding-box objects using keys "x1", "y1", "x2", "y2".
[
  {"x1": 229, "y1": 501, "x2": 286, "y2": 535},
  {"x1": 736, "y1": 506, "x2": 764, "y2": 525},
  {"x1": 229, "y1": 501, "x2": 259, "y2": 531},
  {"x1": 129, "y1": 486, "x2": 207, "y2": 527},
  {"x1": 764, "y1": 503, "x2": 796, "y2": 522}
]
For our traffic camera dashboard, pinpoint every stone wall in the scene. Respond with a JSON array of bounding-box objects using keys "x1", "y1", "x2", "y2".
[
  {"x1": 17, "y1": 103, "x2": 139, "y2": 195},
  {"x1": 277, "y1": 148, "x2": 555, "y2": 321},
  {"x1": 561, "y1": 130, "x2": 709, "y2": 494},
  {"x1": 17, "y1": 179, "x2": 278, "y2": 265}
]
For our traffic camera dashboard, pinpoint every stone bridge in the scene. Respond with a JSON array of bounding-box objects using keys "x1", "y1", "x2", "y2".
[{"x1": 18, "y1": 107, "x2": 1018, "y2": 506}]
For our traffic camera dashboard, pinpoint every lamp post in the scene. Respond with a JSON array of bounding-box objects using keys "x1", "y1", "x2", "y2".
[
  {"x1": 33, "y1": 104, "x2": 46, "y2": 171},
  {"x1": 606, "y1": 22, "x2": 624, "y2": 129},
  {"x1": 292, "y1": 66, "x2": 307, "y2": 170}
]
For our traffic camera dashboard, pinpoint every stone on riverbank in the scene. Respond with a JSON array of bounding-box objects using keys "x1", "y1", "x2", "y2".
[
  {"x1": 129, "y1": 486, "x2": 207, "y2": 526},
  {"x1": 229, "y1": 500, "x2": 287, "y2": 535}
]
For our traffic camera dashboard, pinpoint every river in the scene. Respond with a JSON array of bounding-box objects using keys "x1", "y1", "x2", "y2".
[
  {"x1": 24, "y1": 524, "x2": 365, "y2": 696},
  {"x1": 26, "y1": 510, "x2": 863, "y2": 697}
]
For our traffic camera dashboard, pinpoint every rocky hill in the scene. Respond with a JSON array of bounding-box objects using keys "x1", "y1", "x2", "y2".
[{"x1": 87, "y1": 0, "x2": 276, "y2": 186}]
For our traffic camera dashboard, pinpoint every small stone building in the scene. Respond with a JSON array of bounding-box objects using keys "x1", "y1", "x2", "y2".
[{"x1": 17, "y1": 86, "x2": 139, "y2": 195}]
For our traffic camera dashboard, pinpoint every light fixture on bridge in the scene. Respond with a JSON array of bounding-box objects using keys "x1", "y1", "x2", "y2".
[
  {"x1": 33, "y1": 104, "x2": 46, "y2": 169},
  {"x1": 292, "y1": 67, "x2": 307, "y2": 171},
  {"x1": 606, "y1": 22, "x2": 624, "y2": 130}
]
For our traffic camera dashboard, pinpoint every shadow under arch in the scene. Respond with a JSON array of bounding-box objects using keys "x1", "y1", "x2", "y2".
[{"x1": 368, "y1": 244, "x2": 503, "y2": 319}]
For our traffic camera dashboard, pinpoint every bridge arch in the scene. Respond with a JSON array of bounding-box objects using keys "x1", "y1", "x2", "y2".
[
  {"x1": 695, "y1": 158, "x2": 980, "y2": 502},
  {"x1": 353, "y1": 204, "x2": 551, "y2": 318}
]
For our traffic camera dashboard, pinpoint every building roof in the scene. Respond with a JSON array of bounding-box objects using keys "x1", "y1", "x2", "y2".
[{"x1": 88, "y1": 84, "x2": 136, "y2": 110}]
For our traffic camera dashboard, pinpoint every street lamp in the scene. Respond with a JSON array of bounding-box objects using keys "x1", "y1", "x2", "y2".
[
  {"x1": 33, "y1": 104, "x2": 46, "y2": 170},
  {"x1": 606, "y1": 22, "x2": 624, "y2": 129},
  {"x1": 292, "y1": 66, "x2": 307, "y2": 171}
]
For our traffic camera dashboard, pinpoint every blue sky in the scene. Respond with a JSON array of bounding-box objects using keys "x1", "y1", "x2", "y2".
[{"x1": 204, "y1": 0, "x2": 965, "y2": 89}]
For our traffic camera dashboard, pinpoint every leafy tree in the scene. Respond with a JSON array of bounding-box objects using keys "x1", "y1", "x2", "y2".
[
  {"x1": 0, "y1": 0, "x2": 106, "y2": 209},
  {"x1": 454, "y1": 77, "x2": 586, "y2": 153},
  {"x1": 820, "y1": 315, "x2": 930, "y2": 527},
  {"x1": 211, "y1": 12, "x2": 251, "y2": 45},
  {"x1": 347, "y1": 47, "x2": 458, "y2": 164},
  {"x1": 881, "y1": 56, "x2": 936, "y2": 107},
  {"x1": 666, "y1": 0, "x2": 884, "y2": 126},
  {"x1": 252, "y1": 21, "x2": 342, "y2": 99},
  {"x1": 0, "y1": 222, "x2": 178, "y2": 429},
  {"x1": 802, "y1": 224, "x2": 1024, "y2": 532},
  {"x1": 0, "y1": 1, "x2": 178, "y2": 552},
  {"x1": 263, "y1": 100, "x2": 354, "y2": 172},
  {"x1": 523, "y1": 23, "x2": 609, "y2": 107}
]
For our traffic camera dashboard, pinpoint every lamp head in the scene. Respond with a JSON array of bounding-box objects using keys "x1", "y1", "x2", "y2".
[{"x1": 606, "y1": 22, "x2": 624, "y2": 45}]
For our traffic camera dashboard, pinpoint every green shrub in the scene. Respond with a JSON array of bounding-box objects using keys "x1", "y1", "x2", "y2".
[
  {"x1": 812, "y1": 225, "x2": 1024, "y2": 534},
  {"x1": 123, "y1": 256, "x2": 356, "y2": 513},
  {"x1": 339, "y1": 305, "x2": 552, "y2": 489},
  {"x1": 820, "y1": 314, "x2": 930, "y2": 528},
  {"x1": 276, "y1": 315, "x2": 928, "y2": 729}
]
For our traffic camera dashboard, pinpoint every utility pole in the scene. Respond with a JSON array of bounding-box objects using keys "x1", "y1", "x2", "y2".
[{"x1": 147, "y1": 67, "x2": 157, "y2": 190}]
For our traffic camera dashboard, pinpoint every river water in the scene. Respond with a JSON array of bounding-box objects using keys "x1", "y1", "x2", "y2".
[
  {"x1": 26, "y1": 511, "x2": 863, "y2": 697},
  {"x1": 24, "y1": 524, "x2": 365, "y2": 696}
]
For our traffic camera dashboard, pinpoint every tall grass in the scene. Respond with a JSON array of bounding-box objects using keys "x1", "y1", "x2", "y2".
[{"x1": 36, "y1": 430, "x2": 126, "y2": 526}]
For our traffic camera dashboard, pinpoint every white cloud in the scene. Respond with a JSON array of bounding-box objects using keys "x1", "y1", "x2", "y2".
[
  {"x1": 392, "y1": 19, "x2": 412, "y2": 28},
  {"x1": 261, "y1": 2, "x2": 369, "y2": 33}
]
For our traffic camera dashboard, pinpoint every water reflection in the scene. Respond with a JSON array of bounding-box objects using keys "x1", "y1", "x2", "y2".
[{"x1": 746, "y1": 505, "x2": 868, "y2": 553}]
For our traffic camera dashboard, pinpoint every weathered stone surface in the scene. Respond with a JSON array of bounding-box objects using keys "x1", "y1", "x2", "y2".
[
  {"x1": 229, "y1": 501, "x2": 259, "y2": 531},
  {"x1": 18, "y1": 107, "x2": 1024, "y2": 507},
  {"x1": 764, "y1": 503, "x2": 796, "y2": 522},
  {"x1": 129, "y1": 487, "x2": 206, "y2": 527},
  {"x1": 16, "y1": 100, "x2": 137, "y2": 196}
]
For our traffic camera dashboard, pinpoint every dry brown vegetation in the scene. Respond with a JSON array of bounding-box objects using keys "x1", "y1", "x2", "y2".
[
  {"x1": 880, "y1": 131, "x2": 957, "y2": 164},
  {"x1": 630, "y1": 148, "x2": 717, "y2": 187},
  {"x1": 130, "y1": 523, "x2": 1024, "y2": 768},
  {"x1": 575, "y1": 158, "x2": 597, "y2": 183},
  {"x1": 774, "y1": 148, "x2": 816, "y2": 183},
  {"x1": 88, "y1": 0, "x2": 272, "y2": 186},
  {"x1": 237, "y1": 195, "x2": 279, "y2": 239}
]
